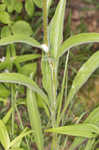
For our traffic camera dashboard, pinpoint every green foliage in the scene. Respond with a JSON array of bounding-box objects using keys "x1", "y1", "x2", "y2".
[
  {"x1": 69, "y1": 106, "x2": 99, "y2": 150},
  {"x1": 66, "y1": 51, "x2": 99, "y2": 112},
  {"x1": 4, "y1": 0, "x2": 22, "y2": 13},
  {"x1": 26, "y1": 89, "x2": 44, "y2": 150},
  {"x1": 0, "y1": 84, "x2": 10, "y2": 98},
  {"x1": 12, "y1": 21, "x2": 33, "y2": 36},
  {"x1": 49, "y1": 0, "x2": 66, "y2": 57},
  {"x1": 45, "y1": 123, "x2": 99, "y2": 138},
  {"x1": 0, "y1": 73, "x2": 48, "y2": 102},
  {"x1": 0, "y1": 0, "x2": 99, "y2": 149},
  {"x1": 1, "y1": 26, "x2": 11, "y2": 38},
  {"x1": 0, "y1": 34, "x2": 41, "y2": 48},
  {"x1": 0, "y1": 120, "x2": 10, "y2": 150},
  {"x1": 0, "y1": 4, "x2": 6, "y2": 11},
  {"x1": 0, "y1": 11, "x2": 11, "y2": 24},
  {"x1": 25, "y1": 0, "x2": 35, "y2": 17},
  {"x1": 57, "y1": 33, "x2": 99, "y2": 58},
  {"x1": 0, "y1": 118, "x2": 33, "y2": 150},
  {"x1": 41, "y1": 58, "x2": 52, "y2": 101}
]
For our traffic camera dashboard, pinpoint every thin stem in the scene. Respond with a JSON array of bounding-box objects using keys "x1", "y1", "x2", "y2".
[
  {"x1": 42, "y1": 0, "x2": 48, "y2": 45},
  {"x1": 58, "y1": 50, "x2": 70, "y2": 124},
  {"x1": 11, "y1": 84, "x2": 15, "y2": 137},
  {"x1": 57, "y1": 51, "x2": 69, "y2": 125}
]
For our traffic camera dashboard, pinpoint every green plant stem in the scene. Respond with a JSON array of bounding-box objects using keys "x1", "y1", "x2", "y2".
[
  {"x1": 11, "y1": 84, "x2": 15, "y2": 137},
  {"x1": 42, "y1": 0, "x2": 48, "y2": 45}
]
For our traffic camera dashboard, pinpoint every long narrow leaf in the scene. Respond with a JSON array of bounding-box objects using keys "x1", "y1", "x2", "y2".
[
  {"x1": 0, "y1": 34, "x2": 42, "y2": 49},
  {"x1": 0, "y1": 73, "x2": 49, "y2": 106},
  {"x1": 49, "y1": 0, "x2": 66, "y2": 57},
  {"x1": 57, "y1": 33, "x2": 99, "y2": 58},
  {"x1": 27, "y1": 89, "x2": 44, "y2": 150},
  {"x1": 45, "y1": 123, "x2": 99, "y2": 138}
]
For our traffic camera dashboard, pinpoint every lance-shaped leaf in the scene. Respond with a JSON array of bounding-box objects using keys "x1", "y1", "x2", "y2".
[
  {"x1": 0, "y1": 73, "x2": 48, "y2": 106},
  {"x1": 57, "y1": 33, "x2": 99, "y2": 58},
  {"x1": 0, "y1": 120, "x2": 10, "y2": 149},
  {"x1": 66, "y1": 51, "x2": 99, "y2": 110},
  {"x1": 27, "y1": 89, "x2": 44, "y2": 150},
  {"x1": 0, "y1": 34, "x2": 42, "y2": 49},
  {"x1": 49, "y1": 0, "x2": 66, "y2": 57},
  {"x1": 45, "y1": 123, "x2": 99, "y2": 138}
]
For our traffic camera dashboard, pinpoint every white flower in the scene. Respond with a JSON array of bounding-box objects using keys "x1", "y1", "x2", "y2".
[
  {"x1": 0, "y1": 57, "x2": 5, "y2": 62},
  {"x1": 41, "y1": 44, "x2": 49, "y2": 53},
  {"x1": 4, "y1": 69, "x2": 9, "y2": 73}
]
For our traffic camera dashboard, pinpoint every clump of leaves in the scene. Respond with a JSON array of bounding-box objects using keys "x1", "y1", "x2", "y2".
[{"x1": 0, "y1": 0, "x2": 99, "y2": 150}]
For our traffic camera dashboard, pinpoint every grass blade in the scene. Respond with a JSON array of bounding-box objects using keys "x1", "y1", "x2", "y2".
[
  {"x1": 27, "y1": 89, "x2": 44, "y2": 150},
  {"x1": 45, "y1": 123, "x2": 99, "y2": 138},
  {"x1": 49, "y1": 0, "x2": 66, "y2": 57}
]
